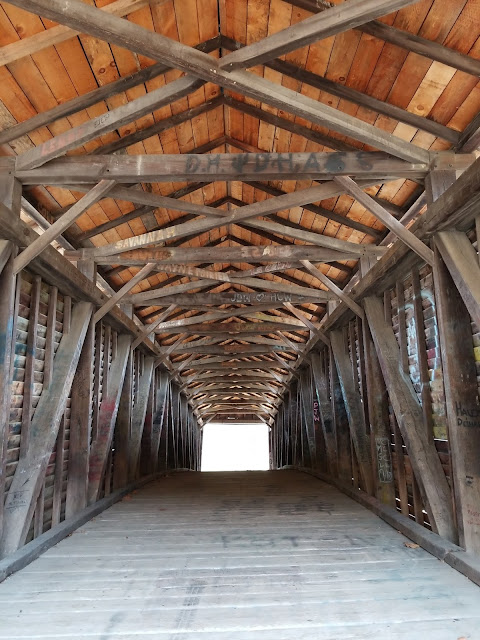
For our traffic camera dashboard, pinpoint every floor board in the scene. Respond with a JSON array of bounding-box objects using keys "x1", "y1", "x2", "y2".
[{"x1": 0, "y1": 470, "x2": 479, "y2": 639}]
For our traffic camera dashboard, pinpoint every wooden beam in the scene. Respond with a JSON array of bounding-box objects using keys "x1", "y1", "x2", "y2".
[
  {"x1": 361, "y1": 318, "x2": 396, "y2": 506},
  {"x1": 129, "y1": 279, "x2": 334, "y2": 305},
  {"x1": 330, "y1": 330, "x2": 374, "y2": 494},
  {"x1": 224, "y1": 95, "x2": 355, "y2": 153},
  {"x1": 87, "y1": 245, "x2": 359, "y2": 265},
  {"x1": 0, "y1": 301, "x2": 93, "y2": 556},
  {"x1": 321, "y1": 157, "x2": 480, "y2": 340},
  {"x1": 364, "y1": 295, "x2": 456, "y2": 540},
  {"x1": 182, "y1": 361, "x2": 287, "y2": 372},
  {"x1": 0, "y1": 242, "x2": 12, "y2": 276},
  {"x1": 0, "y1": 241, "x2": 17, "y2": 536},
  {"x1": 13, "y1": 180, "x2": 115, "y2": 275},
  {"x1": 76, "y1": 184, "x2": 206, "y2": 243},
  {"x1": 17, "y1": 152, "x2": 430, "y2": 184},
  {"x1": 241, "y1": 216, "x2": 386, "y2": 257},
  {"x1": 65, "y1": 181, "x2": 387, "y2": 260},
  {"x1": 0, "y1": 0, "x2": 152, "y2": 67},
  {"x1": 65, "y1": 314, "x2": 95, "y2": 517},
  {"x1": 128, "y1": 357, "x2": 154, "y2": 481},
  {"x1": 95, "y1": 97, "x2": 223, "y2": 156},
  {"x1": 5, "y1": 0, "x2": 433, "y2": 163},
  {"x1": 301, "y1": 260, "x2": 364, "y2": 318},
  {"x1": 246, "y1": 179, "x2": 383, "y2": 240},
  {"x1": 131, "y1": 304, "x2": 177, "y2": 350},
  {"x1": 87, "y1": 334, "x2": 132, "y2": 504},
  {"x1": 0, "y1": 36, "x2": 220, "y2": 145},
  {"x1": 433, "y1": 246, "x2": 480, "y2": 553},
  {"x1": 147, "y1": 371, "x2": 169, "y2": 474},
  {"x1": 220, "y1": 0, "x2": 418, "y2": 71},
  {"x1": 283, "y1": 302, "x2": 329, "y2": 346},
  {"x1": 185, "y1": 373, "x2": 281, "y2": 384},
  {"x1": 159, "y1": 322, "x2": 305, "y2": 336},
  {"x1": 94, "y1": 263, "x2": 156, "y2": 324},
  {"x1": 175, "y1": 344, "x2": 291, "y2": 356},
  {"x1": 222, "y1": 39, "x2": 460, "y2": 145},
  {"x1": 16, "y1": 76, "x2": 205, "y2": 170},
  {"x1": 310, "y1": 352, "x2": 337, "y2": 476},
  {"x1": 435, "y1": 231, "x2": 480, "y2": 328},
  {"x1": 152, "y1": 306, "x2": 319, "y2": 333},
  {"x1": 298, "y1": 367, "x2": 317, "y2": 466},
  {"x1": 112, "y1": 352, "x2": 133, "y2": 490},
  {"x1": 286, "y1": 0, "x2": 480, "y2": 77},
  {"x1": 134, "y1": 292, "x2": 329, "y2": 308},
  {"x1": 334, "y1": 176, "x2": 434, "y2": 266}
]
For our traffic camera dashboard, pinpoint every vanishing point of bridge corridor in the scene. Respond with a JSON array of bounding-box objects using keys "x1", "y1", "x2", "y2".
[{"x1": 0, "y1": 471, "x2": 479, "y2": 639}]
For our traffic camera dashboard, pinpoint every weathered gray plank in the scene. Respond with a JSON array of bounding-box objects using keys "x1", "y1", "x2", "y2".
[
  {"x1": 0, "y1": 301, "x2": 93, "y2": 557},
  {"x1": 364, "y1": 295, "x2": 456, "y2": 541},
  {"x1": 13, "y1": 181, "x2": 116, "y2": 274},
  {"x1": 330, "y1": 330, "x2": 374, "y2": 495},
  {"x1": 17, "y1": 152, "x2": 429, "y2": 183},
  {"x1": 433, "y1": 247, "x2": 480, "y2": 553},
  {"x1": 87, "y1": 335, "x2": 132, "y2": 504},
  {"x1": 66, "y1": 318, "x2": 95, "y2": 518},
  {"x1": 128, "y1": 358, "x2": 154, "y2": 481},
  {"x1": 435, "y1": 231, "x2": 480, "y2": 328}
]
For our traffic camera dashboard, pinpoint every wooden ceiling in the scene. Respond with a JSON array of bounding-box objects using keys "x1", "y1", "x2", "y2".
[{"x1": 0, "y1": 0, "x2": 479, "y2": 423}]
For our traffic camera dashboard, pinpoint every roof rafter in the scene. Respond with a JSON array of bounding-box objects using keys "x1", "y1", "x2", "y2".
[{"x1": 9, "y1": 0, "x2": 431, "y2": 164}]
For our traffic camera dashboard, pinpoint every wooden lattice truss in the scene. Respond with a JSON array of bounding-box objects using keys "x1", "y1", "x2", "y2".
[{"x1": 1, "y1": 0, "x2": 479, "y2": 423}]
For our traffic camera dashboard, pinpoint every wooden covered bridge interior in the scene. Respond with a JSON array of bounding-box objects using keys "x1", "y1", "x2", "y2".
[{"x1": 1, "y1": 0, "x2": 480, "y2": 636}]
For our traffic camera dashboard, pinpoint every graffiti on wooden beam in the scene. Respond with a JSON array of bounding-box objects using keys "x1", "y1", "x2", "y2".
[
  {"x1": 184, "y1": 151, "x2": 373, "y2": 176},
  {"x1": 375, "y1": 436, "x2": 393, "y2": 483},
  {"x1": 230, "y1": 292, "x2": 296, "y2": 303},
  {"x1": 455, "y1": 402, "x2": 480, "y2": 428}
]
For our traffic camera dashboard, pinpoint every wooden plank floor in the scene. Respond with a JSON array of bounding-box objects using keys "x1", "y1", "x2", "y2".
[{"x1": 0, "y1": 470, "x2": 479, "y2": 639}]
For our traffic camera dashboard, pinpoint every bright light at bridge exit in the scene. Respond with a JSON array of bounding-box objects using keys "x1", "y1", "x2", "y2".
[{"x1": 201, "y1": 423, "x2": 270, "y2": 471}]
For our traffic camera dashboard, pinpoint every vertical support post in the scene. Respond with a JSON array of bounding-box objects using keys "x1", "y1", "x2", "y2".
[
  {"x1": 0, "y1": 162, "x2": 21, "y2": 539},
  {"x1": 156, "y1": 374, "x2": 170, "y2": 473},
  {"x1": 128, "y1": 356, "x2": 154, "y2": 481},
  {"x1": 299, "y1": 367, "x2": 316, "y2": 468},
  {"x1": 66, "y1": 314, "x2": 95, "y2": 517},
  {"x1": 412, "y1": 269, "x2": 435, "y2": 444},
  {"x1": 113, "y1": 351, "x2": 133, "y2": 490},
  {"x1": 330, "y1": 346, "x2": 351, "y2": 483},
  {"x1": 362, "y1": 315, "x2": 396, "y2": 506},
  {"x1": 434, "y1": 255, "x2": 480, "y2": 552},
  {"x1": 88, "y1": 334, "x2": 131, "y2": 504},
  {"x1": 311, "y1": 351, "x2": 337, "y2": 476},
  {"x1": 429, "y1": 179, "x2": 480, "y2": 552},
  {"x1": 392, "y1": 285, "x2": 412, "y2": 516},
  {"x1": 331, "y1": 329, "x2": 374, "y2": 494},
  {"x1": 139, "y1": 374, "x2": 155, "y2": 476}
]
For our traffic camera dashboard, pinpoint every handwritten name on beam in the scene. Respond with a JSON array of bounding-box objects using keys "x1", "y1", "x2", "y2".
[{"x1": 14, "y1": 152, "x2": 431, "y2": 183}]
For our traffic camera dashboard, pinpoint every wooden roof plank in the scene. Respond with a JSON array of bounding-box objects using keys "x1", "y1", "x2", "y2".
[
  {"x1": 287, "y1": 0, "x2": 480, "y2": 77},
  {"x1": 9, "y1": 0, "x2": 432, "y2": 163},
  {"x1": 219, "y1": 0, "x2": 419, "y2": 72},
  {"x1": 16, "y1": 75, "x2": 205, "y2": 170},
  {"x1": 222, "y1": 39, "x2": 460, "y2": 144},
  {"x1": 0, "y1": 0, "x2": 153, "y2": 68}
]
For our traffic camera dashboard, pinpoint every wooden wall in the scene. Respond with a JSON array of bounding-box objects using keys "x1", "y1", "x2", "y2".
[
  {"x1": 0, "y1": 259, "x2": 201, "y2": 560},
  {"x1": 271, "y1": 221, "x2": 480, "y2": 552}
]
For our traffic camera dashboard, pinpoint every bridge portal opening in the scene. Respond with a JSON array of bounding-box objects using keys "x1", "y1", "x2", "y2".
[{"x1": 201, "y1": 422, "x2": 270, "y2": 471}]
